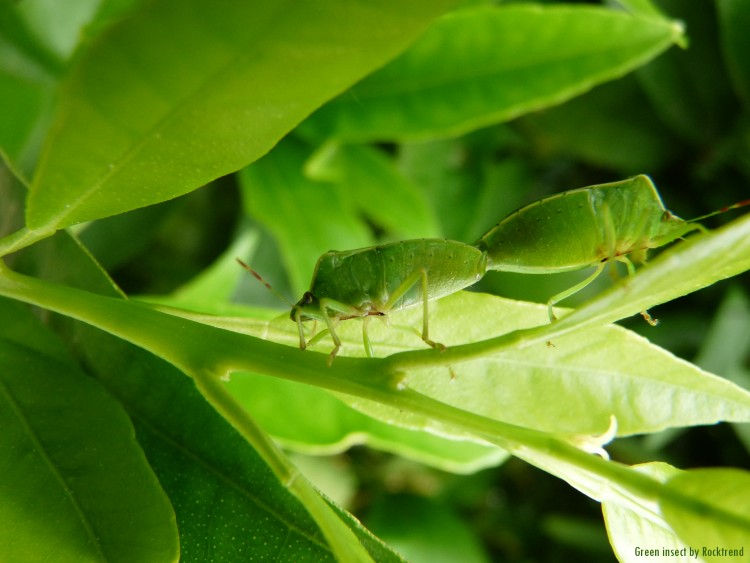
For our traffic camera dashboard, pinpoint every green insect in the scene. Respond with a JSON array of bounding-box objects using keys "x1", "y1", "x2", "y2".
[
  {"x1": 290, "y1": 239, "x2": 486, "y2": 364},
  {"x1": 475, "y1": 174, "x2": 748, "y2": 322},
  {"x1": 243, "y1": 175, "x2": 746, "y2": 363}
]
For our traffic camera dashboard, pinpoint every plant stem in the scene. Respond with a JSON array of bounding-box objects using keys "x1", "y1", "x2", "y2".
[{"x1": 0, "y1": 226, "x2": 56, "y2": 258}]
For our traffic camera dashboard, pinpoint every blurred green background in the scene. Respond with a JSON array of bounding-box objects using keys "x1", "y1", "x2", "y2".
[{"x1": 4, "y1": 0, "x2": 750, "y2": 560}]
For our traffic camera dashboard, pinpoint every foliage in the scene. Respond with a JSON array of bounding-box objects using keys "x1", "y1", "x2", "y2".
[{"x1": 1, "y1": 0, "x2": 749, "y2": 561}]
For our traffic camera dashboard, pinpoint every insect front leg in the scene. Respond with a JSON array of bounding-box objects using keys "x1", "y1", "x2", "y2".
[
  {"x1": 293, "y1": 311, "x2": 325, "y2": 351},
  {"x1": 293, "y1": 307, "x2": 307, "y2": 350},
  {"x1": 614, "y1": 255, "x2": 658, "y2": 326},
  {"x1": 317, "y1": 298, "x2": 364, "y2": 366}
]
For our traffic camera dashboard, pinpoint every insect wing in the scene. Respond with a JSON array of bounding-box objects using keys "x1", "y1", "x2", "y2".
[
  {"x1": 477, "y1": 175, "x2": 681, "y2": 273},
  {"x1": 380, "y1": 239, "x2": 486, "y2": 310}
]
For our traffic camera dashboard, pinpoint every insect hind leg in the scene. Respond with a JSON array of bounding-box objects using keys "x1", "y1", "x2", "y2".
[
  {"x1": 362, "y1": 315, "x2": 375, "y2": 358},
  {"x1": 546, "y1": 203, "x2": 621, "y2": 321},
  {"x1": 383, "y1": 268, "x2": 445, "y2": 352},
  {"x1": 547, "y1": 261, "x2": 606, "y2": 322}
]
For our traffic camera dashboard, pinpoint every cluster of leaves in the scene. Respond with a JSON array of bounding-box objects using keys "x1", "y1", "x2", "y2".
[{"x1": 1, "y1": 0, "x2": 750, "y2": 561}]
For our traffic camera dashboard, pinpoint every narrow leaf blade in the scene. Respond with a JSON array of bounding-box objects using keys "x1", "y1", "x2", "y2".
[{"x1": 301, "y1": 5, "x2": 684, "y2": 141}]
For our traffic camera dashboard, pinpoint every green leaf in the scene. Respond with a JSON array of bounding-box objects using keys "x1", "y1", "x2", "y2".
[
  {"x1": 0, "y1": 303, "x2": 178, "y2": 563},
  {"x1": 396, "y1": 132, "x2": 532, "y2": 243},
  {"x1": 225, "y1": 372, "x2": 506, "y2": 474},
  {"x1": 82, "y1": 330, "x2": 392, "y2": 562},
  {"x1": 295, "y1": 291, "x2": 750, "y2": 438},
  {"x1": 661, "y1": 468, "x2": 750, "y2": 557},
  {"x1": 168, "y1": 225, "x2": 260, "y2": 310},
  {"x1": 300, "y1": 4, "x2": 684, "y2": 141},
  {"x1": 602, "y1": 462, "x2": 691, "y2": 563},
  {"x1": 239, "y1": 137, "x2": 372, "y2": 296},
  {"x1": 636, "y1": 1, "x2": 736, "y2": 146},
  {"x1": 521, "y1": 77, "x2": 679, "y2": 173},
  {"x1": 14, "y1": 0, "x2": 102, "y2": 61},
  {"x1": 365, "y1": 494, "x2": 491, "y2": 563},
  {"x1": 0, "y1": 3, "x2": 59, "y2": 176},
  {"x1": 26, "y1": 0, "x2": 457, "y2": 230},
  {"x1": 717, "y1": 0, "x2": 750, "y2": 104},
  {"x1": 305, "y1": 143, "x2": 442, "y2": 239},
  {"x1": 541, "y1": 454, "x2": 750, "y2": 563}
]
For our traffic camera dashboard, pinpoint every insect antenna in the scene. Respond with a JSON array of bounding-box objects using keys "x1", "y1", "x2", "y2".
[
  {"x1": 235, "y1": 258, "x2": 294, "y2": 307},
  {"x1": 686, "y1": 198, "x2": 750, "y2": 223}
]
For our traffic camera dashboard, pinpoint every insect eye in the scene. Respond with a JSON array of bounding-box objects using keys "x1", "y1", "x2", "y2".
[{"x1": 304, "y1": 292, "x2": 314, "y2": 304}]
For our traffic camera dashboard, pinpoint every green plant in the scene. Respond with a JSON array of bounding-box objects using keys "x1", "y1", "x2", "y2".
[{"x1": 1, "y1": 1, "x2": 749, "y2": 561}]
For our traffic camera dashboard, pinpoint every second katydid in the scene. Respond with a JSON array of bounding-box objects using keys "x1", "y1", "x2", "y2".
[
  {"x1": 475, "y1": 174, "x2": 749, "y2": 322},
  {"x1": 252, "y1": 175, "x2": 746, "y2": 363}
]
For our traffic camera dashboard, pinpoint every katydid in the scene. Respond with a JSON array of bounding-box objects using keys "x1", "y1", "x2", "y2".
[
  {"x1": 290, "y1": 239, "x2": 486, "y2": 364},
  {"x1": 242, "y1": 175, "x2": 746, "y2": 363},
  {"x1": 475, "y1": 174, "x2": 749, "y2": 322}
]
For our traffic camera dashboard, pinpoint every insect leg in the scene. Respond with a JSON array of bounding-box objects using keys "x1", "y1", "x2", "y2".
[
  {"x1": 318, "y1": 298, "x2": 363, "y2": 366},
  {"x1": 362, "y1": 316, "x2": 374, "y2": 358},
  {"x1": 293, "y1": 307, "x2": 307, "y2": 350},
  {"x1": 419, "y1": 268, "x2": 444, "y2": 350},
  {"x1": 615, "y1": 255, "x2": 658, "y2": 326},
  {"x1": 294, "y1": 312, "x2": 327, "y2": 350},
  {"x1": 383, "y1": 269, "x2": 444, "y2": 351},
  {"x1": 547, "y1": 261, "x2": 606, "y2": 321},
  {"x1": 601, "y1": 202, "x2": 617, "y2": 260},
  {"x1": 307, "y1": 327, "x2": 332, "y2": 348},
  {"x1": 615, "y1": 255, "x2": 636, "y2": 277}
]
